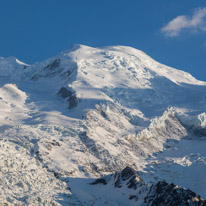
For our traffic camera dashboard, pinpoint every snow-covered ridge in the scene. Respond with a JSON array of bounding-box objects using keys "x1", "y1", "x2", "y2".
[
  {"x1": 0, "y1": 57, "x2": 28, "y2": 79},
  {"x1": 87, "y1": 167, "x2": 206, "y2": 206},
  {"x1": 19, "y1": 44, "x2": 206, "y2": 118},
  {"x1": 0, "y1": 44, "x2": 206, "y2": 205}
]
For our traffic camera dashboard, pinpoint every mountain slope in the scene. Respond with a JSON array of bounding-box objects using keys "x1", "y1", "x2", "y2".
[
  {"x1": 0, "y1": 44, "x2": 206, "y2": 205},
  {"x1": 86, "y1": 167, "x2": 206, "y2": 206}
]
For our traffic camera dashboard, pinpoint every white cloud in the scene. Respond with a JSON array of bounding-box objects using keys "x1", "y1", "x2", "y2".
[{"x1": 161, "y1": 8, "x2": 206, "y2": 37}]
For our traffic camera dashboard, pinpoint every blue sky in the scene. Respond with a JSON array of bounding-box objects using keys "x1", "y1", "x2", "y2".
[{"x1": 0, "y1": 0, "x2": 206, "y2": 80}]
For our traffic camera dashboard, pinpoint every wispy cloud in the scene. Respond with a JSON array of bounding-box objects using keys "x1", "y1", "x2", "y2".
[{"x1": 161, "y1": 8, "x2": 206, "y2": 37}]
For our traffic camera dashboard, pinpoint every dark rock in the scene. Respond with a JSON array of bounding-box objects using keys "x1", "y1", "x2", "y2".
[
  {"x1": 90, "y1": 178, "x2": 107, "y2": 185},
  {"x1": 31, "y1": 59, "x2": 62, "y2": 80},
  {"x1": 129, "y1": 195, "x2": 138, "y2": 201},
  {"x1": 89, "y1": 167, "x2": 206, "y2": 206},
  {"x1": 113, "y1": 167, "x2": 144, "y2": 189},
  {"x1": 144, "y1": 180, "x2": 206, "y2": 206},
  {"x1": 100, "y1": 110, "x2": 108, "y2": 119},
  {"x1": 127, "y1": 176, "x2": 138, "y2": 190},
  {"x1": 53, "y1": 172, "x2": 61, "y2": 179},
  {"x1": 51, "y1": 140, "x2": 61, "y2": 146},
  {"x1": 58, "y1": 87, "x2": 78, "y2": 109},
  {"x1": 58, "y1": 87, "x2": 73, "y2": 99},
  {"x1": 67, "y1": 95, "x2": 78, "y2": 109},
  {"x1": 121, "y1": 167, "x2": 136, "y2": 181},
  {"x1": 114, "y1": 175, "x2": 122, "y2": 188},
  {"x1": 45, "y1": 59, "x2": 61, "y2": 71}
]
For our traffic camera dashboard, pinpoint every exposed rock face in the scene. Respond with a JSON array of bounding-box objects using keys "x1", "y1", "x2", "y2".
[
  {"x1": 31, "y1": 59, "x2": 63, "y2": 80},
  {"x1": 58, "y1": 87, "x2": 72, "y2": 99},
  {"x1": 145, "y1": 181, "x2": 206, "y2": 206},
  {"x1": 90, "y1": 178, "x2": 107, "y2": 185},
  {"x1": 58, "y1": 87, "x2": 78, "y2": 109},
  {"x1": 91, "y1": 167, "x2": 206, "y2": 206},
  {"x1": 113, "y1": 167, "x2": 145, "y2": 189},
  {"x1": 45, "y1": 59, "x2": 60, "y2": 70},
  {"x1": 67, "y1": 94, "x2": 78, "y2": 109}
]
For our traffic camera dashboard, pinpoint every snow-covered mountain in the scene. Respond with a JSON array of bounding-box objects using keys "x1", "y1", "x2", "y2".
[{"x1": 0, "y1": 45, "x2": 206, "y2": 205}]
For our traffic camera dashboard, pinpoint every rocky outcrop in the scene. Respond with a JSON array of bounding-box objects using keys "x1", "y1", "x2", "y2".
[
  {"x1": 113, "y1": 167, "x2": 145, "y2": 189},
  {"x1": 58, "y1": 87, "x2": 78, "y2": 109},
  {"x1": 58, "y1": 87, "x2": 72, "y2": 99},
  {"x1": 67, "y1": 94, "x2": 78, "y2": 109},
  {"x1": 44, "y1": 59, "x2": 60, "y2": 70},
  {"x1": 31, "y1": 59, "x2": 64, "y2": 80},
  {"x1": 90, "y1": 178, "x2": 107, "y2": 185},
  {"x1": 90, "y1": 167, "x2": 206, "y2": 206},
  {"x1": 145, "y1": 181, "x2": 206, "y2": 206}
]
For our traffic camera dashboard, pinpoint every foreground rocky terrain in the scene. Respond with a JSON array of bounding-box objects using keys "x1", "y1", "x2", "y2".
[{"x1": 0, "y1": 45, "x2": 206, "y2": 205}]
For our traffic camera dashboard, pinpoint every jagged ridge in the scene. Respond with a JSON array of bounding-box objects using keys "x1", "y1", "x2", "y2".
[{"x1": 91, "y1": 167, "x2": 206, "y2": 206}]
